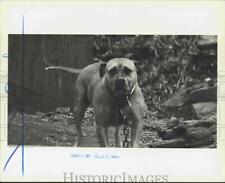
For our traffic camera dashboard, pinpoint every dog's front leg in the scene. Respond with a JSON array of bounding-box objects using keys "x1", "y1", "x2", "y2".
[
  {"x1": 115, "y1": 126, "x2": 122, "y2": 147},
  {"x1": 131, "y1": 119, "x2": 143, "y2": 148},
  {"x1": 96, "y1": 125, "x2": 109, "y2": 147},
  {"x1": 105, "y1": 127, "x2": 109, "y2": 146}
]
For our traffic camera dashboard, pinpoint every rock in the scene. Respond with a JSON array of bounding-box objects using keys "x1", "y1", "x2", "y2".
[
  {"x1": 180, "y1": 119, "x2": 215, "y2": 128},
  {"x1": 168, "y1": 116, "x2": 179, "y2": 127},
  {"x1": 208, "y1": 125, "x2": 217, "y2": 134},
  {"x1": 152, "y1": 138, "x2": 186, "y2": 148},
  {"x1": 197, "y1": 35, "x2": 217, "y2": 49},
  {"x1": 184, "y1": 134, "x2": 216, "y2": 148},
  {"x1": 56, "y1": 107, "x2": 70, "y2": 113},
  {"x1": 163, "y1": 83, "x2": 208, "y2": 108},
  {"x1": 193, "y1": 102, "x2": 216, "y2": 119},
  {"x1": 185, "y1": 127, "x2": 211, "y2": 141},
  {"x1": 207, "y1": 115, "x2": 216, "y2": 123},
  {"x1": 159, "y1": 129, "x2": 178, "y2": 140},
  {"x1": 170, "y1": 116, "x2": 178, "y2": 122}
]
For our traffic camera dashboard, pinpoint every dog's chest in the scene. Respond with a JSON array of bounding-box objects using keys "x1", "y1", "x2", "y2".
[
  {"x1": 104, "y1": 104, "x2": 132, "y2": 126},
  {"x1": 107, "y1": 108, "x2": 123, "y2": 126}
]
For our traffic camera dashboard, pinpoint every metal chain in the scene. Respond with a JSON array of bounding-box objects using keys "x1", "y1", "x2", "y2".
[
  {"x1": 122, "y1": 119, "x2": 131, "y2": 147},
  {"x1": 120, "y1": 97, "x2": 132, "y2": 148}
]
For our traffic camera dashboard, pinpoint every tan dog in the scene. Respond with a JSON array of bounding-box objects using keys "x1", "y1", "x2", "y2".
[{"x1": 46, "y1": 58, "x2": 147, "y2": 147}]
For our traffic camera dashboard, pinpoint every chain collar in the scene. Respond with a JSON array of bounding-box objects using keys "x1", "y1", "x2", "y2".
[{"x1": 119, "y1": 84, "x2": 136, "y2": 148}]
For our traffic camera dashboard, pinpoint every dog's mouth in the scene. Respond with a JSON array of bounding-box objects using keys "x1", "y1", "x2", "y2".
[
  {"x1": 112, "y1": 86, "x2": 131, "y2": 99},
  {"x1": 106, "y1": 80, "x2": 133, "y2": 99},
  {"x1": 115, "y1": 90, "x2": 129, "y2": 97}
]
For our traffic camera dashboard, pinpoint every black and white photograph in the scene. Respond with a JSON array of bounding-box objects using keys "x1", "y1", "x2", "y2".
[
  {"x1": 1, "y1": 1, "x2": 225, "y2": 182},
  {"x1": 8, "y1": 35, "x2": 217, "y2": 148}
]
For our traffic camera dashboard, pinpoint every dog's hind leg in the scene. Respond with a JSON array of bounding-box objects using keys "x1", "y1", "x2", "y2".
[
  {"x1": 74, "y1": 103, "x2": 88, "y2": 146},
  {"x1": 73, "y1": 81, "x2": 89, "y2": 147}
]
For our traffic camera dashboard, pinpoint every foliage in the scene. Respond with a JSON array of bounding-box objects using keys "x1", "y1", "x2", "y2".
[{"x1": 92, "y1": 35, "x2": 217, "y2": 110}]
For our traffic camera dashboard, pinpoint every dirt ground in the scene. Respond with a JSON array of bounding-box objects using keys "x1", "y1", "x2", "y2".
[
  {"x1": 8, "y1": 107, "x2": 157, "y2": 147},
  {"x1": 8, "y1": 106, "x2": 216, "y2": 148}
]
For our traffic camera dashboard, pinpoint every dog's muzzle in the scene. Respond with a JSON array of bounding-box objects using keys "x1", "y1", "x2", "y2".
[
  {"x1": 115, "y1": 78, "x2": 126, "y2": 90},
  {"x1": 114, "y1": 79, "x2": 136, "y2": 101}
]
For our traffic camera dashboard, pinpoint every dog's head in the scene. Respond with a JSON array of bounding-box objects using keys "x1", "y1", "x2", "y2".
[{"x1": 100, "y1": 58, "x2": 138, "y2": 98}]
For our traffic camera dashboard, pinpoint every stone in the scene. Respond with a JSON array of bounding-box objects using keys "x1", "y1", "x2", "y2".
[{"x1": 193, "y1": 102, "x2": 216, "y2": 119}]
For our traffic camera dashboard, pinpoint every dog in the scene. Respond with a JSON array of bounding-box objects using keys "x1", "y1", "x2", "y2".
[{"x1": 45, "y1": 58, "x2": 147, "y2": 147}]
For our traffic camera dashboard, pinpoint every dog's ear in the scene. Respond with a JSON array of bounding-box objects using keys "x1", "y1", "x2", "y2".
[
  {"x1": 132, "y1": 60, "x2": 139, "y2": 70},
  {"x1": 132, "y1": 60, "x2": 142, "y2": 75},
  {"x1": 132, "y1": 60, "x2": 138, "y2": 66},
  {"x1": 99, "y1": 62, "x2": 106, "y2": 77}
]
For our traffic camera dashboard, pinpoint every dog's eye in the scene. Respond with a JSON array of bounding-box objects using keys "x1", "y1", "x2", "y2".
[
  {"x1": 109, "y1": 68, "x2": 117, "y2": 75},
  {"x1": 123, "y1": 67, "x2": 132, "y2": 75}
]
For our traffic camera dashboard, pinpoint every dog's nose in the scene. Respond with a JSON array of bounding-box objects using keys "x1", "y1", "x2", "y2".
[{"x1": 116, "y1": 78, "x2": 126, "y2": 89}]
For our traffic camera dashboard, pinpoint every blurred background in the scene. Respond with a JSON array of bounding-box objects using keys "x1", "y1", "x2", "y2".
[{"x1": 8, "y1": 35, "x2": 217, "y2": 112}]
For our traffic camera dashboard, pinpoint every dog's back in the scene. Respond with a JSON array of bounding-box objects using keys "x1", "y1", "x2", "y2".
[
  {"x1": 75, "y1": 62, "x2": 103, "y2": 106},
  {"x1": 78, "y1": 62, "x2": 101, "y2": 86}
]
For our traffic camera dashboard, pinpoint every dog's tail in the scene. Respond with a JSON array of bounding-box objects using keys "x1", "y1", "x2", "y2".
[{"x1": 45, "y1": 66, "x2": 81, "y2": 74}]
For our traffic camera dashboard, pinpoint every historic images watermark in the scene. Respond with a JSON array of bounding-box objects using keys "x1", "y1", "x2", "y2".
[{"x1": 63, "y1": 172, "x2": 168, "y2": 182}]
